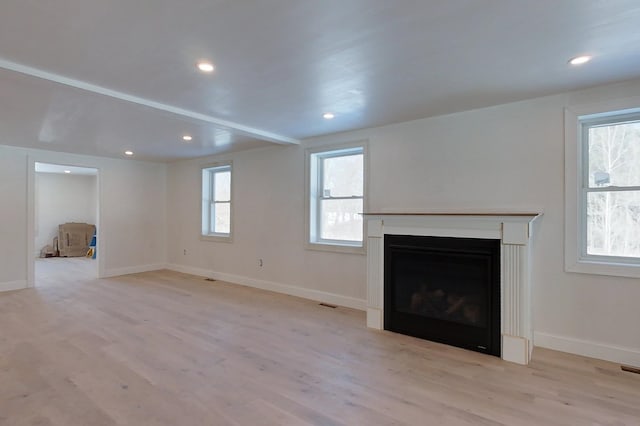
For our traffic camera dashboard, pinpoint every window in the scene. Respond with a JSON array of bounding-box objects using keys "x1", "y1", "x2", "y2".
[
  {"x1": 581, "y1": 113, "x2": 640, "y2": 261},
  {"x1": 307, "y1": 144, "x2": 366, "y2": 251},
  {"x1": 202, "y1": 163, "x2": 232, "y2": 240},
  {"x1": 565, "y1": 102, "x2": 640, "y2": 278}
]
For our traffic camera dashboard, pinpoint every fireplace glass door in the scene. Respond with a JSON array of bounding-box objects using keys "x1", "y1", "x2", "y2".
[{"x1": 384, "y1": 235, "x2": 500, "y2": 356}]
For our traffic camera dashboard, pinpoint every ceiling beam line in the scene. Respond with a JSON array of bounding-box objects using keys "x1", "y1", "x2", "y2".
[{"x1": 0, "y1": 58, "x2": 300, "y2": 145}]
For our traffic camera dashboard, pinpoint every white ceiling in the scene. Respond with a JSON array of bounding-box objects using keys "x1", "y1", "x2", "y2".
[{"x1": 1, "y1": 0, "x2": 640, "y2": 162}]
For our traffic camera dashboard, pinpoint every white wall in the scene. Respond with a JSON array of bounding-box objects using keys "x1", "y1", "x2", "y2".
[
  {"x1": 35, "y1": 173, "x2": 97, "y2": 253},
  {"x1": 166, "y1": 145, "x2": 366, "y2": 308},
  {"x1": 0, "y1": 145, "x2": 167, "y2": 290},
  {"x1": 0, "y1": 148, "x2": 28, "y2": 291},
  {"x1": 167, "y1": 78, "x2": 640, "y2": 366}
]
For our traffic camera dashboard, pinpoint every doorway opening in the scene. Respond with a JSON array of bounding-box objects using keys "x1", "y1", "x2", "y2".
[{"x1": 33, "y1": 162, "x2": 99, "y2": 287}]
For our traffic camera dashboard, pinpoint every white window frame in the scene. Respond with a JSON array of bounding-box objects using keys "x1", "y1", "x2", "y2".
[
  {"x1": 305, "y1": 141, "x2": 368, "y2": 254},
  {"x1": 201, "y1": 162, "x2": 233, "y2": 242},
  {"x1": 565, "y1": 99, "x2": 640, "y2": 278}
]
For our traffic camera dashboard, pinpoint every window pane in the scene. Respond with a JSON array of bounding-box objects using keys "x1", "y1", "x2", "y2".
[
  {"x1": 214, "y1": 202, "x2": 230, "y2": 234},
  {"x1": 214, "y1": 171, "x2": 231, "y2": 201},
  {"x1": 202, "y1": 171, "x2": 210, "y2": 235},
  {"x1": 322, "y1": 154, "x2": 363, "y2": 197},
  {"x1": 587, "y1": 191, "x2": 640, "y2": 258},
  {"x1": 320, "y1": 198, "x2": 363, "y2": 241},
  {"x1": 588, "y1": 121, "x2": 640, "y2": 187}
]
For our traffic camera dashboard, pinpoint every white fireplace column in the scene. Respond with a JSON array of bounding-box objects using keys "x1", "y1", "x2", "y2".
[{"x1": 364, "y1": 213, "x2": 540, "y2": 365}]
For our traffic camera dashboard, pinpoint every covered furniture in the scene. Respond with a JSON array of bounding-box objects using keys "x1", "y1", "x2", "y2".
[{"x1": 58, "y1": 223, "x2": 96, "y2": 257}]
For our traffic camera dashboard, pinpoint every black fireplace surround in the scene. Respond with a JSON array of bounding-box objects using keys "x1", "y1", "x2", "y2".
[{"x1": 384, "y1": 234, "x2": 501, "y2": 356}]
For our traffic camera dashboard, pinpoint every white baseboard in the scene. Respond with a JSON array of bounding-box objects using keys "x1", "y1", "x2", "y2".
[
  {"x1": 0, "y1": 280, "x2": 28, "y2": 292},
  {"x1": 102, "y1": 263, "x2": 166, "y2": 278},
  {"x1": 166, "y1": 263, "x2": 366, "y2": 311},
  {"x1": 535, "y1": 331, "x2": 640, "y2": 367},
  {"x1": 166, "y1": 264, "x2": 213, "y2": 280}
]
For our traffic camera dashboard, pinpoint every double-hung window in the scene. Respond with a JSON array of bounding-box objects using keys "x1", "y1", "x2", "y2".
[
  {"x1": 581, "y1": 113, "x2": 640, "y2": 261},
  {"x1": 201, "y1": 163, "x2": 232, "y2": 240},
  {"x1": 566, "y1": 104, "x2": 640, "y2": 277},
  {"x1": 307, "y1": 144, "x2": 366, "y2": 251}
]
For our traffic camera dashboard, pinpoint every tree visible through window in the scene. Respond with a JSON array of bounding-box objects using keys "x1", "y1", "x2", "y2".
[
  {"x1": 309, "y1": 146, "x2": 365, "y2": 247},
  {"x1": 583, "y1": 114, "x2": 640, "y2": 259}
]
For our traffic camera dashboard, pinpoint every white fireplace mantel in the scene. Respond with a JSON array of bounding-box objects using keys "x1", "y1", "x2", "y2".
[{"x1": 364, "y1": 212, "x2": 541, "y2": 365}]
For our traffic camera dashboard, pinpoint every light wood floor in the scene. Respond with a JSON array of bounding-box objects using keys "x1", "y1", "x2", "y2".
[
  {"x1": 35, "y1": 257, "x2": 97, "y2": 285},
  {"x1": 1, "y1": 267, "x2": 639, "y2": 425}
]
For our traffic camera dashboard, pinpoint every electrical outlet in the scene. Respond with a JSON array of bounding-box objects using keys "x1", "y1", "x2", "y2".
[
  {"x1": 183, "y1": 249, "x2": 187, "y2": 256},
  {"x1": 258, "y1": 258, "x2": 263, "y2": 267}
]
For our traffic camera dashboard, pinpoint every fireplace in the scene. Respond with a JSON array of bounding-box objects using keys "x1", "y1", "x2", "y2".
[
  {"x1": 364, "y1": 213, "x2": 540, "y2": 364},
  {"x1": 384, "y1": 235, "x2": 500, "y2": 356}
]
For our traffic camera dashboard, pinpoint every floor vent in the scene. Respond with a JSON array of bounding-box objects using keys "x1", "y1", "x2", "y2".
[
  {"x1": 621, "y1": 365, "x2": 640, "y2": 375},
  {"x1": 204, "y1": 278, "x2": 216, "y2": 282},
  {"x1": 319, "y1": 303, "x2": 337, "y2": 309}
]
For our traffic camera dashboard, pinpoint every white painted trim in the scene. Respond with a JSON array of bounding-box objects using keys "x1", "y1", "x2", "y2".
[
  {"x1": 96, "y1": 169, "x2": 106, "y2": 279},
  {"x1": 166, "y1": 263, "x2": 213, "y2": 279},
  {"x1": 102, "y1": 263, "x2": 166, "y2": 278},
  {"x1": 27, "y1": 155, "x2": 35, "y2": 288},
  {"x1": 0, "y1": 58, "x2": 298, "y2": 146},
  {"x1": 0, "y1": 280, "x2": 28, "y2": 292},
  {"x1": 166, "y1": 263, "x2": 367, "y2": 311},
  {"x1": 382, "y1": 225, "x2": 501, "y2": 240},
  {"x1": 502, "y1": 334, "x2": 529, "y2": 365},
  {"x1": 535, "y1": 331, "x2": 640, "y2": 368},
  {"x1": 200, "y1": 161, "x2": 234, "y2": 243},
  {"x1": 365, "y1": 213, "x2": 540, "y2": 364},
  {"x1": 304, "y1": 140, "x2": 369, "y2": 255},
  {"x1": 366, "y1": 308, "x2": 383, "y2": 329},
  {"x1": 564, "y1": 102, "x2": 640, "y2": 278},
  {"x1": 27, "y1": 158, "x2": 104, "y2": 285}
]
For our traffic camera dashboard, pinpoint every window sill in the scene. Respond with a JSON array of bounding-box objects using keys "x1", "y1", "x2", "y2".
[
  {"x1": 566, "y1": 258, "x2": 640, "y2": 279},
  {"x1": 305, "y1": 241, "x2": 366, "y2": 255},
  {"x1": 200, "y1": 234, "x2": 233, "y2": 243}
]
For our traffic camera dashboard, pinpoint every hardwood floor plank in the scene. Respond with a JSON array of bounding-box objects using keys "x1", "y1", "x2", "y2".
[{"x1": 0, "y1": 259, "x2": 638, "y2": 425}]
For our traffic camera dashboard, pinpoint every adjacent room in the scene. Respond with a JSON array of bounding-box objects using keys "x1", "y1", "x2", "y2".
[
  {"x1": 34, "y1": 162, "x2": 99, "y2": 286},
  {"x1": 0, "y1": 1, "x2": 639, "y2": 425}
]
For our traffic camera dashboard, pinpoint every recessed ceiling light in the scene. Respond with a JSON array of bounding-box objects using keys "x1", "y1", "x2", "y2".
[
  {"x1": 124, "y1": 150, "x2": 134, "y2": 156},
  {"x1": 323, "y1": 112, "x2": 335, "y2": 120},
  {"x1": 182, "y1": 135, "x2": 193, "y2": 142},
  {"x1": 64, "y1": 170, "x2": 71, "y2": 174},
  {"x1": 196, "y1": 61, "x2": 215, "y2": 73},
  {"x1": 569, "y1": 55, "x2": 592, "y2": 66}
]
